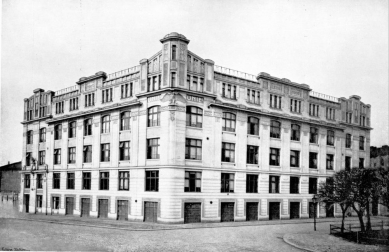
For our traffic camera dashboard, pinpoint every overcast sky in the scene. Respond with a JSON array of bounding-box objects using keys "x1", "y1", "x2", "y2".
[{"x1": 1, "y1": 0, "x2": 388, "y2": 165}]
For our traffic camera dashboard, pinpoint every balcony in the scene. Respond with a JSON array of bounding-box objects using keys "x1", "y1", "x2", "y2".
[
  {"x1": 106, "y1": 65, "x2": 140, "y2": 81},
  {"x1": 215, "y1": 65, "x2": 257, "y2": 82},
  {"x1": 309, "y1": 91, "x2": 339, "y2": 103}
]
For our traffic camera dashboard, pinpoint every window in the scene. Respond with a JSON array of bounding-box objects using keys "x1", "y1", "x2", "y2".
[
  {"x1": 172, "y1": 45, "x2": 177, "y2": 60},
  {"x1": 269, "y1": 148, "x2": 280, "y2": 166},
  {"x1": 309, "y1": 127, "x2": 318, "y2": 144},
  {"x1": 291, "y1": 124, "x2": 300, "y2": 141},
  {"x1": 101, "y1": 144, "x2": 110, "y2": 162},
  {"x1": 67, "y1": 147, "x2": 76, "y2": 164},
  {"x1": 24, "y1": 174, "x2": 30, "y2": 188},
  {"x1": 67, "y1": 173, "x2": 75, "y2": 189},
  {"x1": 247, "y1": 117, "x2": 259, "y2": 135},
  {"x1": 247, "y1": 145, "x2": 259, "y2": 164},
  {"x1": 120, "y1": 111, "x2": 131, "y2": 131},
  {"x1": 326, "y1": 154, "x2": 334, "y2": 170},
  {"x1": 270, "y1": 120, "x2": 281, "y2": 138},
  {"x1": 247, "y1": 89, "x2": 260, "y2": 104},
  {"x1": 27, "y1": 130, "x2": 33, "y2": 144},
  {"x1": 221, "y1": 142, "x2": 235, "y2": 163},
  {"x1": 53, "y1": 173, "x2": 60, "y2": 189},
  {"x1": 102, "y1": 88, "x2": 113, "y2": 103},
  {"x1": 359, "y1": 158, "x2": 364, "y2": 168},
  {"x1": 36, "y1": 195, "x2": 43, "y2": 208},
  {"x1": 360, "y1": 115, "x2": 366, "y2": 126},
  {"x1": 39, "y1": 150, "x2": 45, "y2": 165},
  {"x1": 54, "y1": 149, "x2": 61, "y2": 165},
  {"x1": 327, "y1": 130, "x2": 335, "y2": 146},
  {"x1": 269, "y1": 176, "x2": 280, "y2": 193},
  {"x1": 345, "y1": 156, "x2": 351, "y2": 171},
  {"x1": 85, "y1": 93, "x2": 95, "y2": 107},
  {"x1": 309, "y1": 178, "x2": 317, "y2": 194},
  {"x1": 100, "y1": 172, "x2": 109, "y2": 190},
  {"x1": 119, "y1": 171, "x2": 129, "y2": 190},
  {"x1": 185, "y1": 139, "x2": 202, "y2": 160},
  {"x1": 69, "y1": 98, "x2": 79, "y2": 111},
  {"x1": 148, "y1": 106, "x2": 160, "y2": 127},
  {"x1": 83, "y1": 145, "x2": 92, "y2": 163},
  {"x1": 82, "y1": 172, "x2": 91, "y2": 190},
  {"x1": 309, "y1": 104, "x2": 319, "y2": 117},
  {"x1": 186, "y1": 107, "x2": 203, "y2": 128},
  {"x1": 52, "y1": 196, "x2": 60, "y2": 209},
  {"x1": 55, "y1": 101, "x2": 64, "y2": 114},
  {"x1": 290, "y1": 150, "x2": 300, "y2": 167},
  {"x1": 222, "y1": 112, "x2": 236, "y2": 132},
  {"x1": 101, "y1": 115, "x2": 110, "y2": 133},
  {"x1": 121, "y1": 83, "x2": 133, "y2": 98},
  {"x1": 37, "y1": 174, "x2": 43, "y2": 189},
  {"x1": 119, "y1": 141, "x2": 130, "y2": 161},
  {"x1": 309, "y1": 152, "x2": 318, "y2": 169},
  {"x1": 346, "y1": 112, "x2": 352, "y2": 123},
  {"x1": 54, "y1": 124, "x2": 62, "y2": 140},
  {"x1": 246, "y1": 174, "x2": 258, "y2": 193},
  {"x1": 346, "y1": 134, "x2": 352, "y2": 148},
  {"x1": 222, "y1": 83, "x2": 236, "y2": 99},
  {"x1": 359, "y1": 136, "x2": 365, "y2": 150},
  {"x1": 290, "y1": 99, "x2": 302, "y2": 113},
  {"x1": 270, "y1": 94, "x2": 282, "y2": 109},
  {"x1": 26, "y1": 152, "x2": 31, "y2": 166},
  {"x1": 147, "y1": 138, "x2": 160, "y2": 159},
  {"x1": 191, "y1": 76, "x2": 198, "y2": 91},
  {"x1": 185, "y1": 171, "x2": 201, "y2": 192},
  {"x1": 84, "y1": 119, "x2": 93, "y2": 136},
  {"x1": 221, "y1": 173, "x2": 234, "y2": 193},
  {"x1": 326, "y1": 107, "x2": 335, "y2": 120},
  {"x1": 68, "y1": 121, "x2": 76, "y2": 138},
  {"x1": 199, "y1": 78, "x2": 204, "y2": 92},
  {"x1": 39, "y1": 128, "x2": 46, "y2": 142},
  {"x1": 290, "y1": 177, "x2": 299, "y2": 194},
  {"x1": 145, "y1": 171, "x2": 159, "y2": 191},
  {"x1": 171, "y1": 72, "x2": 176, "y2": 86}
]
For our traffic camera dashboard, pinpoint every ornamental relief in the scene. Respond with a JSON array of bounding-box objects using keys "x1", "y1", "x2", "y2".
[
  {"x1": 270, "y1": 82, "x2": 282, "y2": 93},
  {"x1": 290, "y1": 87, "x2": 302, "y2": 98}
]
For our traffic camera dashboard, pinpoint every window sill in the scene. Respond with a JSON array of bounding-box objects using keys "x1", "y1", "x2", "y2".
[
  {"x1": 101, "y1": 101, "x2": 113, "y2": 105},
  {"x1": 269, "y1": 107, "x2": 282, "y2": 110},
  {"x1": 290, "y1": 166, "x2": 301, "y2": 169},
  {"x1": 270, "y1": 165, "x2": 281, "y2": 168},
  {"x1": 147, "y1": 126, "x2": 161, "y2": 128},
  {"x1": 309, "y1": 168, "x2": 318, "y2": 169},
  {"x1": 120, "y1": 96, "x2": 133, "y2": 100},
  {"x1": 270, "y1": 137, "x2": 281, "y2": 140},
  {"x1": 222, "y1": 130, "x2": 236, "y2": 135},
  {"x1": 247, "y1": 134, "x2": 260, "y2": 138},
  {"x1": 120, "y1": 129, "x2": 131, "y2": 133},
  {"x1": 221, "y1": 162, "x2": 235, "y2": 165},
  {"x1": 119, "y1": 160, "x2": 130, "y2": 164},
  {"x1": 186, "y1": 159, "x2": 202, "y2": 162},
  {"x1": 290, "y1": 111, "x2": 302, "y2": 115},
  {"x1": 186, "y1": 126, "x2": 203, "y2": 130},
  {"x1": 290, "y1": 139, "x2": 301, "y2": 143},
  {"x1": 326, "y1": 145, "x2": 335, "y2": 148},
  {"x1": 100, "y1": 133, "x2": 110, "y2": 135},
  {"x1": 309, "y1": 143, "x2": 319, "y2": 146}
]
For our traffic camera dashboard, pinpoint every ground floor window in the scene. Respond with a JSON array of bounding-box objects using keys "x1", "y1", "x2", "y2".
[
  {"x1": 36, "y1": 195, "x2": 43, "y2": 208},
  {"x1": 52, "y1": 196, "x2": 60, "y2": 209}
]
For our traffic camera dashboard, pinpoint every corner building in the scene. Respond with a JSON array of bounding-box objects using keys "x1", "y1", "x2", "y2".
[{"x1": 20, "y1": 33, "x2": 372, "y2": 223}]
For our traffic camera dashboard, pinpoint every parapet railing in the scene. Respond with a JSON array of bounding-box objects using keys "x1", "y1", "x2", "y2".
[
  {"x1": 214, "y1": 65, "x2": 257, "y2": 82},
  {"x1": 54, "y1": 85, "x2": 79, "y2": 96},
  {"x1": 106, "y1": 65, "x2": 140, "y2": 81},
  {"x1": 309, "y1": 91, "x2": 339, "y2": 103}
]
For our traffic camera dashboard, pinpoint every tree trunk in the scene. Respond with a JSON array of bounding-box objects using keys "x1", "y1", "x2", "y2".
[
  {"x1": 366, "y1": 201, "x2": 371, "y2": 231},
  {"x1": 340, "y1": 204, "x2": 348, "y2": 234},
  {"x1": 352, "y1": 204, "x2": 365, "y2": 232}
]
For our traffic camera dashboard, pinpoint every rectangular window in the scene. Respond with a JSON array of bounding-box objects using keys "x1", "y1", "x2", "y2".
[
  {"x1": 147, "y1": 138, "x2": 160, "y2": 159},
  {"x1": 24, "y1": 174, "x2": 30, "y2": 188},
  {"x1": 27, "y1": 130, "x2": 33, "y2": 144},
  {"x1": 85, "y1": 93, "x2": 95, "y2": 107},
  {"x1": 309, "y1": 104, "x2": 319, "y2": 117},
  {"x1": 53, "y1": 173, "x2": 60, "y2": 189},
  {"x1": 246, "y1": 174, "x2": 258, "y2": 193},
  {"x1": 247, "y1": 89, "x2": 260, "y2": 104},
  {"x1": 121, "y1": 83, "x2": 133, "y2": 98},
  {"x1": 36, "y1": 195, "x2": 43, "y2": 208},
  {"x1": 101, "y1": 144, "x2": 110, "y2": 162},
  {"x1": 69, "y1": 98, "x2": 79, "y2": 111},
  {"x1": 68, "y1": 147, "x2": 76, "y2": 164},
  {"x1": 359, "y1": 158, "x2": 364, "y2": 168},
  {"x1": 346, "y1": 134, "x2": 352, "y2": 148},
  {"x1": 290, "y1": 150, "x2": 300, "y2": 167},
  {"x1": 326, "y1": 107, "x2": 335, "y2": 120},
  {"x1": 359, "y1": 136, "x2": 365, "y2": 150},
  {"x1": 290, "y1": 99, "x2": 302, "y2": 113},
  {"x1": 119, "y1": 141, "x2": 130, "y2": 161},
  {"x1": 290, "y1": 177, "x2": 299, "y2": 194},
  {"x1": 192, "y1": 76, "x2": 198, "y2": 91},
  {"x1": 346, "y1": 112, "x2": 352, "y2": 123},
  {"x1": 67, "y1": 173, "x2": 75, "y2": 189},
  {"x1": 345, "y1": 156, "x2": 351, "y2": 171},
  {"x1": 199, "y1": 78, "x2": 204, "y2": 92},
  {"x1": 102, "y1": 88, "x2": 113, "y2": 103},
  {"x1": 145, "y1": 171, "x2": 159, "y2": 191},
  {"x1": 83, "y1": 145, "x2": 92, "y2": 163},
  {"x1": 37, "y1": 174, "x2": 43, "y2": 189},
  {"x1": 39, "y1": 128, "x2": 46, "y2": 142},
  {"x1": 327, "y1": 130, "x2": 335, "y2": 146},
  {"x1": 52, "y1": 197, "x2": 60, "y2": 209},
  {"x1": 247, "y1": 145, "x2": 259, "y2": 164},
  {"x1": 100, "y1": 172, "x2": 109, "y2": 190},
  {"x1": 153, "y1": 76, "x2": 158, "y2": 91},
  {"x1": 221, "y1": 142, "x2": 235, "y2": 163},
  {"x1": 310, "y1": 127, "x2": 318, "y2": 144},
  {"x1": 247, "y1": 117, "x2": 259, "y2": 135},
  {"x1": 269, "y1": 148, "x2": 280, "y2": 166},
  {"x1": 309, "y1": 178, "x2": 317, "y2": 194},
  {"x1": 185, "y1": 139, "x2": 202, "y2": 160},
  {"x1": 68, "y1": 122, "x2": 76, "y2": 138},
  {"x1": 309, "y1": 152, "x2": 318, "y2": 169},
  {"x1": 171, "y1": 72, "x2": 176, "y2": 86},
  {"x1": 185, "y1": 171, "x2": 201, "y2": 192},
  {"x1": 326, "y1": 154, "x2": 334, "y2": 170},
  {"x1": 54, "y1": 149, "x2": 61, "y2": 165},
  {"x1": 221, "y1": 173, "x2": 234, "y2": 193},
  {"x1": 270, "y1": 94, "x2": 282, "y2": 109},
  {"x1": 26, "y1": 152, "x2": 31, "y2": 166},
  {"x1": 39, "y1": 150, "x2": 46, "y2": 165},
  {"x1": 291, "y1": 124, "x2": 300, "y2": 141},
  {"x1": 269, "y1": 176, "x2": 280, "y2": 193},
  {"x1": 82, "y1": 172, "x2": 91, "y2": 190},
  {"x1": 118, "y1": 171, "x2": 129, "y2": 190}
]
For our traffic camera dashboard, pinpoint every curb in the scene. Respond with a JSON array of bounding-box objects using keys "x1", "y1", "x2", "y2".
[{"x1": 282, "y1": 235, "x2": 316, "y2": 252}]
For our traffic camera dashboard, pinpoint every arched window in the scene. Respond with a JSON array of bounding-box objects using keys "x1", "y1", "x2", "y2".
[
  {"x1": 148, "y1": 106, "x2": 160, "y2": 127},
  {"x1": 101, "y1": 115, "x2": 110, "y2": 134},
  {"x1": 186, "y1": 107, "x2": 203, "y2": 128},
  {"x1": 120, "y1": 111, "x2": 131, "y2": 131},
  {"x1": 247, "y1": 117, "x2": 259, "y2": 135},
  {"x1": 291, "y1": 124, "x2": 300, "y2": 141},
  {"x1": 68, "y1": 121, "x2": 76, "y2": 138},
  {"x1": 270, "y1": 120, "x2": 281, "y2": 138},
  {"x1": 54, "y1": 124, "x2": 62, "y2": 140},
  {"x1": 309, "y1": 127, "x2": 318, "y2": 144},
  {"x1": 327, "y1": 130, "x2": 335, "y2": 146},
  {"x1": 222, "y1": 112, "x2": 236, "y2": 132},
  {"x1": 84, "y1": 119, "x2": 92, "y2": 136}
]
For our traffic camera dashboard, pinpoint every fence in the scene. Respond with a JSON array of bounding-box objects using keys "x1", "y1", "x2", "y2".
[{"x1": 330, "y1": 221, "x2": 389, "y2": 245}]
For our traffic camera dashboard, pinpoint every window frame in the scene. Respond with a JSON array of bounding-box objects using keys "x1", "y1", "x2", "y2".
[
  {"x1": 83, "y1": 145, "x2": 92, "y2": 163},
  {"x1": 309, "y1": 178, "x2": 318, "y2": 194},
  {"x1": 100, "y1": 143, "x2": 110, "y2": 162},
  {"x1": 290, "y1": 150, "x2": 300, "y2": 167},
  {"x1": 67, "y1": 173, "x2": 75, "y2": 189},
  {"x1": 246, "y1": 174, "x2": 258, "y2": 193},
  {"x1": 290, "y1": 177, "x2": 299, "y2": 194},
  {"x1": 326, "y1": 154, "x2": 334, "y2": 170},
  {"x1": 221, "y1": 142, "x2": 235, "y2": 163},
  {"x1": 119, "y1": 141, "x2": 130, "y2": 161},
  {"x1": 221, "y1": 173, "x2": 235, "y2": 193},
  {"x1": 54, "y1": 149, "x2": 61, "y2": 165},
  {"x1": 270, "y1": 120, "x2": 281, "y2": 138},
  {"x1": 82, "y1": 172, "x2": 91, "y2": 190},
  {"x1": 145, "y1": 170, "x2": 159, "y2": 192},
  {"x1": 269, "y1": 148, "x2": 280, "y2": 166},
  {"x1": 346, "y1": 134, "x2": 352, "y2": 148},
  {"x1": 118, "y1": 171, "x2": 130, "y2": 191},
  {"x1": 37, "y1": 174, "x2": 43, "y2": 189},
  {"x1": 52, "y1": 196, "x2": 60, "y2": 209},
  {"x1": 269, "y1": 176, "x2": 280, "y2": 193},
  {"x1": 54, "y1": 124, "x2": 62, "y2": 140},
  {"x1": 309, "y1": 127, "x2": 318, "y2": 144},
  {"x1": 147, "y1": 138, "x2": 160, "y2": 159},
  {"x1": 148, "y1": 106, "x2": 161, "y2": 127},
  {"x1": 68, "y1": 121, "x2": 77, "y2": 138},
  {"x1": 68, "y1": 147, "x2": 76, "y2": 164},
  {"x1": 101, "y1": 115, "x2": 110, "y2": 134},
  {"x1": 99, "y1": 171, "x2": 110, "y2": 190},
  {"x1": 290, "y1": 124, "x2": 300, "y2": 141},
  {"x1": 39, "y1": 128, "x2": 46, "y2": 142},
  {"x1": 359, "y1": 136, "x2": 365, "y2": 150},
  {"x1": 24, "y1": 174, "x2": 30, "y2": 188},
  {"x1": 247, "y1": 145, "x2": 259, "y2": 164},
  {"x1": 184, "y1": 171, "x2": 202, "y2": 192},
  {"x1": 185, "y1": 138, "x2": 202, "y2": 160},
  {"x1": 247, "y1": 117, "x2": 259, "y2": 135},
  {"x1": 327, "y1": 130, "x2": 335, "y2": 146},
  {"x1": 120, "y1": 111, "x2": 131, "y2": 131},
  {"x1": 53, "y1": 173, "x2": 60, "y2": 189},
  {"x1": 345, "y1": 156, "x2": 351, "y2": 171},
  {"x1": 186, "y1": 107, "x2": 203, "y2": 128},
  {"x1": 222, "y1": 112, "x2": 236, "y2": 132},
  {"x1": 84, "y1": 118, "x2": 93, "y2": 136},
  {"x1": 309, "y1": 152, "x2": 318, "y2": 169},
  {"x1": 39, "y1": 150, "x2": 46, "y2": 165}
]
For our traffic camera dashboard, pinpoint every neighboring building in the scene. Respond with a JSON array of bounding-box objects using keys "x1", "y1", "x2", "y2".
[
  {"x1": 19, "y1": 32, "x2": 372, "y2": 223},
  {"x1": 0, "y1": 161, "x2": 22, "y2": 193},
  {"x1": 370, "y1": 146, "x2": 389, "y2": 216}
]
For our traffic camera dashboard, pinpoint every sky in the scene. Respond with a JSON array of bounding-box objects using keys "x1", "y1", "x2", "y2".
[{"x1": 1, "y1": 0, "x2": 388, "y2": 165}]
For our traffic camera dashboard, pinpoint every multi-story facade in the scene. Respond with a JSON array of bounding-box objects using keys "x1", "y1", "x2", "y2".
[{"x1": 20, "y1": 32, "x2": 372, "y2": 223}]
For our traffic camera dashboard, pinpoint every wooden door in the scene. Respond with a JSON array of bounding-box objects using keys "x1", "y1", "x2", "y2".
[
  {"x1": 98, "y1": 199, "x2": 108, "y2": 218},
  {"x1": 246, "y1": 202, "x2": 258, "y2": 221},
  {"x1": 144, "y1": 202, "x2": 158, "y2": 222},
  {"x1": 269, "y1": 202, "x2": 280, "y2": 220},
  {"x1": 24, "y1": 194, "x2": 29, "y2": 213},
  {"x1": 117, "y1": 200, "x2": 129, "y2": 221},
  {"x1": 290, "y1": 202, "x2": 300, "y2": 219},
  {"x1": 66, "y1": 197, "x2": 74, "y2": 215},
  {"x1": 184, "y1": 203, "x2": 201, "y2": 223},
  {"x1": 81, "y1": 198, "x2": 90, "y2": 217},
  {"x1": 221, "y1": 203, "x2": 234, "y2": 222}
]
